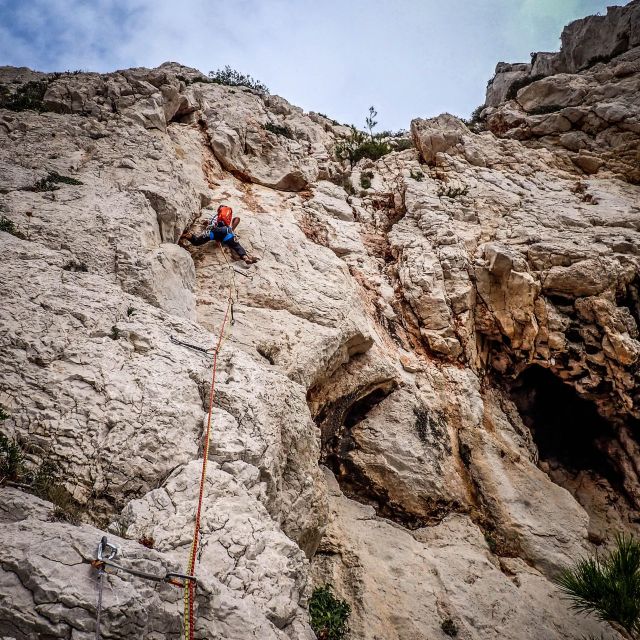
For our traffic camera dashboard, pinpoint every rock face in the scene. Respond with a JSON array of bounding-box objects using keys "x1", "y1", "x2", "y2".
[
  {"x1": 0, "y1": 4, "x2": 639, "y2": 639},
  {"x1": 482, "y1": 0, "x2": 640, "y2": 183}
]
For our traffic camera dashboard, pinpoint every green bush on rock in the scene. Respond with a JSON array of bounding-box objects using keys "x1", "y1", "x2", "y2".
[
  {"x1": 309, "y1": 584, "x2": 350, "y2": 640},
  {"x1": 557, "y1": 533, "x2": 640, "y2": 638}
]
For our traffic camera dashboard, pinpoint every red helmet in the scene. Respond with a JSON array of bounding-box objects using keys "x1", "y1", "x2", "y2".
[{"x1": 217, "y1": 205, "x2": 233, "y2": 226}]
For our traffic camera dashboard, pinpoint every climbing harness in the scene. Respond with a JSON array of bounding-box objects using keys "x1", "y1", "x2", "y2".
[{"x1": 92, "y1": 536, "x2": 196, "y2": 640}]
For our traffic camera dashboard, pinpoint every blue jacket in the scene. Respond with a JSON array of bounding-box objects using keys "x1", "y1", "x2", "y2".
[{"x1": 209, "y1": 223, "x2": 235, "y2": 243}]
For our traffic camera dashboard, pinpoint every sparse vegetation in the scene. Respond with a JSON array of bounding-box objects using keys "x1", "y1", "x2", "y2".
[
  {"x1": 335, "y1": 106, "x2": 393, "y2": 168},
  {"x1": 441, "y1": 618, "x2": 459, "y2": 637},
  {"x1": 505, "y1": 74, "x2": 544, "y2": 101},
  {"x1": 335, "y1": 128, "x2": 391, "y2": 167},
  {"x1": 28, "y1": 171, "x2": 83, "y2": 192},
  {"x1": 62, "y1": 260, "x2": 88, "y2": 272},
  {"x1": 0, "y1": 433, "x2": 24, "y2": 482},
  {"x1": 126, "y1": 306, "x2": 137, "y2": 317},
  {"x1": 0, "y1": 426, "x2": 83, "y2": 524},
  {"x1": 391, "y1": 137, "x2": 414, "y2": 151},
  {"x1": 556, "y1": 533, "x2": 640, "y2": 638},
  {"x1": 410, "y1": 169, "x2": 424, "y2": 182},
  {"x1": 110, "y1": 325, "x2": 120, "y2": 340},
  {"x1": 365, "y1": 105, "x2": 378, "y2": 139},
  {"x1": 469, "y1": 104, "x2": 485, "y2": 123},
  {"x1": 317, "y1": 112, "x2": 340, "y2": 126},
  {"x1": 583, "y1": 52, "x2": 618, "y2": 70},
  {"x1": 360, "y1": 171, "x2": 374, "y2": 189},
  {"x1": 41, "y1": 475, "x2": 82, "y2": 524},
  {"x1": 329, "y1": 172, "x2": 356, "y2": 196},
  {"x1": 413, "y1": 408, "x2": 430, "y2": 443},
  {"x1": 309, "y1": 584, "x2": 350, "y2": 640},
  {"x1": 0, "y1": 80, "x2": 49, "y2": 112},
  {"x1": 484, "y1": 532, "x2": 498, "y2": 554},
  {"x1": 207, "y1": 66, "x2": 269, "y2": 94},
  {"x1": 264, "y1": 122, "x2": 294, "y2": 139},
  {"x1": 0, "y1": 215, "x2": 25, "y2": 238},
  {"x1": 437, "y1": 185, "x2": 468, "y2": 198}
]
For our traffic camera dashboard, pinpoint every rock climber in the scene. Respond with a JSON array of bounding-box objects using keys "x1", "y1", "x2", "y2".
[{"x1": 182, "y1": 204, "x2": 258, "y2": 264}]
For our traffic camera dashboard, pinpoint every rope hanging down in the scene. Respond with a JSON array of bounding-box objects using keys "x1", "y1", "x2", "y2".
[{"x1": 183, "y1": 289, "x2": 235, "y2": 640}]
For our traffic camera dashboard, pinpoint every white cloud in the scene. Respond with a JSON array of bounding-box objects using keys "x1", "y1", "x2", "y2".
[{"x1": 0, "y1": 0, "x2": 630, "y2": 129}]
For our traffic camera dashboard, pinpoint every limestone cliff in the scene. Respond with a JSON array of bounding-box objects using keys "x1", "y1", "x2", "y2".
[{"x1": 0, "y1": 3, "x2": 639, "y2": 639}]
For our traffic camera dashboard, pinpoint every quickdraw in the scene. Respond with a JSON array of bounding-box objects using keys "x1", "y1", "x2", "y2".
[
  {"x1": 92, "y1": 536, "x2": 196, "y2": 640},
  {"x1": 170, "y1": 335, "x2": 214, "y2": 355}
]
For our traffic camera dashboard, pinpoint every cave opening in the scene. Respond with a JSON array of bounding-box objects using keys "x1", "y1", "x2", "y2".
[
  {"x1": 508, "y1": 364, "x2": 640, "y2": 539},
  {"x1": 319, "y1": 385, "x2": 394, "y2": 468},
  {"x1": 344, "y1": 388, "x2": 390, "y2": 429},
  {"x1": 309, "y1": 380, "x2": 439, "y2": 525},
  {"x1": 509, "y1": 365, "x2": 618, "y2": 479}
]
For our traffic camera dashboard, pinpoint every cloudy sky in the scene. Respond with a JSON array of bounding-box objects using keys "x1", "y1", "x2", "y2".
[{"x1": 0, "y1": 0, "x2": 630, "y2": 130}]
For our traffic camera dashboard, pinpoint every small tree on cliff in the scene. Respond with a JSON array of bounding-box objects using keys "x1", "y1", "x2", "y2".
[{"x1": 556, "y1": 533, "x2": 640, "y2": 639}]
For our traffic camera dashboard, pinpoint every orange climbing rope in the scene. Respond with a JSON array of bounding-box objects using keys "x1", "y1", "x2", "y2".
[{"x1": 183, "y1": 249, "x2": 239, "y2": 639}]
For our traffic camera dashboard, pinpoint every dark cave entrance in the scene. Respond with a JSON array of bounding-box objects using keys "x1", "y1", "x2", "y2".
[
  {"x1": 315, "y1": 385, "x2": 394, "y2": 470},
  {"x1": 309, "y1": 380, "x2": 434, "y2": 526},
  {"x1": 508, "y1": 365, "x2": 640, "y2": 539},
  {"x1": 509, "y1": 365, "x2": 618, "y2": 479}
]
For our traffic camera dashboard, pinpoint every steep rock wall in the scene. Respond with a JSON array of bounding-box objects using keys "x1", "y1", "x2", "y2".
[{"x1": 0, "y1": 6, "x2": 639, "y2": 638}]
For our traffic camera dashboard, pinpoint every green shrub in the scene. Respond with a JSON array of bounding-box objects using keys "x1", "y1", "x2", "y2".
[
  {"x1": 352, "y1": 139, "x2": 391, "y2": 164},
  {"x1": 26, "y1": 457, "x2": 82, "y2": 524},
  {"x1": 318, "y1": 113, "x2": 340, "y2": 126},
  {"x1": 0, "y1": 406, "x2": 9, "y2": 421},
  {"x1": 309, "y1": 585, "x2": 350, "y2": 640},
  {"x1": 438, "y1": 185, "x2": 468, "y2": 198},
  {"x1": 208, "y1": 66, "x2": 269, "y2": 94},
  {"x1": 441, "y1": 618, "x2": 459, "y2": 637},
  {"x1": 360, "y1": 171, "x2": 374, "y2": 189},
  {"x1": 335, "y1": 127, "x2": 366, "y2": 167},
  {"x1": 264, "y1": 122, "x2": 294, "y2": 139},
  {"x1": 556, "y1": 533, "x2": 640, "y2": 637},
  {"x1": 375, "y1": 129, "x2": 408, "y2": 138},
  {"x1": 127, "y1": 306, "x2": 137, "y2": 317},
  {"x1": 0, "y1": 215, "x2": 25, "y2": 238},
  {"x1": 505, "y1": 74, "x2": 544, "y2": 101},
  {"x1": 410, "y1": 169, "x2": 424, "y2": 182},
  {"x1": 526, "y1": 104, "x2": 564, "y2": 116},
  {"x1": 0, "y1": 425, "x2": 82, "y2": 523},
  {"x1": 392, "y1": 138, "x2": 414, "y2": 151},
  {"x1": 329, "y1": 172, "x2": 356, "y2": 196},
  {"x1": 28, "y1": 459, "x2": 58, "y2": 498},
  {"x1": 469, "y1": 105, "x2": 485, "y2": 124},
  {"x1": 29, "y1": 171, "x2": 83, "y2": 192},
  {"x1": 335, "y1": 106, "x2": 393, "y2": 167},
  {"x1": 0, "y1": 433, "x2": 24, "y2": 482},
  {"x1": 0, "y1": 80, "x2": 49, "y2": 112},
  {"x1": 583, "y1": 52, "x2": 618, "y2": 70}
]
